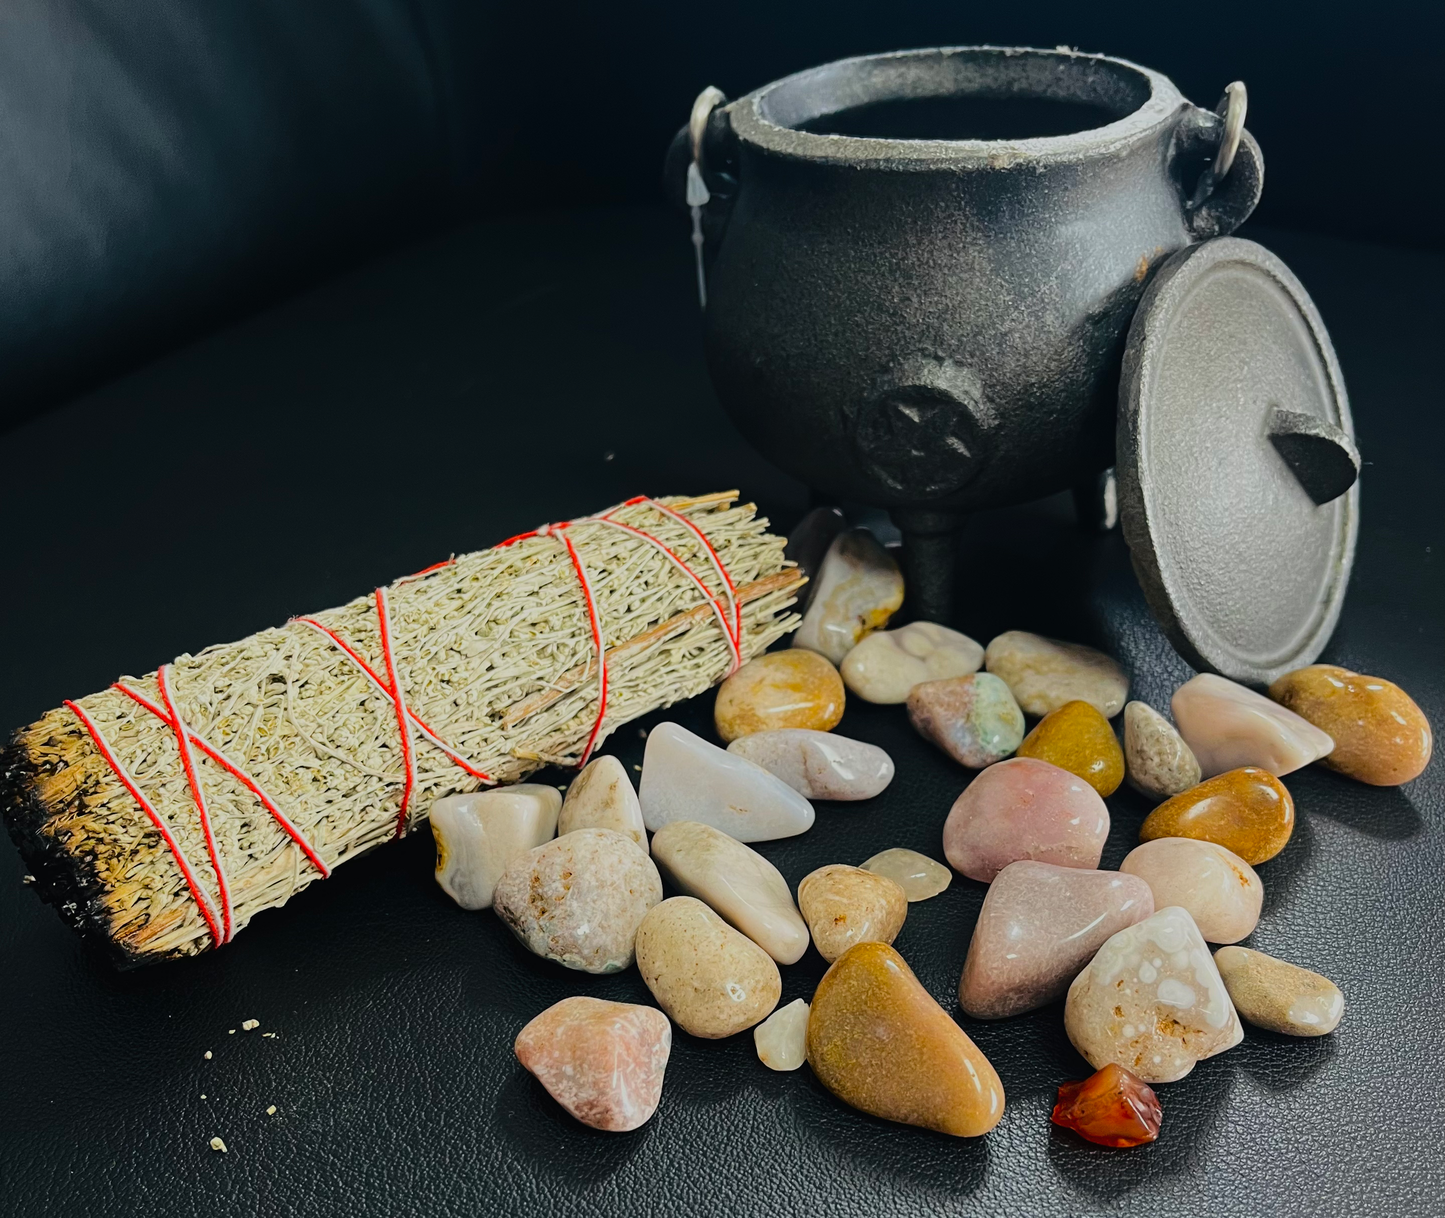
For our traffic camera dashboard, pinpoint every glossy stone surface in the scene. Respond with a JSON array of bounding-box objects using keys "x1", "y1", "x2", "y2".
[
  {"x1": 727, "y1": 729, "x2": 893, "y2": 801},
  {"x1": 429, "y1": 784, "x2": 561, "y2": 911},
  {"x1": 639, "y1": 721, "x2": 815, "y2": 843},
  {"x1": 1268, "y1": 664, "x2": 1434, "y2": 786},
  {"x1": 514, "y1": 997, "x2": 672, "y2": 1132},
  {"x1": 493, "y1": 829, "x2": 663, "y2": 973},
  {"x1": 840, "y1": 621, "x2": 984, "y2": 704},
  {"x1": 713, "y1": 650, "x2": 845, "y2": 743},
  {"x1": 1214, "y1": 946, "x2": 1345, "y2": 1036},
  {"x1": 984, "y1": 630, "x2": 1129, "y2": 717},
  {"x1": 1139, "y1": 767, "x2": 1295, "y2": 865},
  {"x1": 958, "y1": 861, "x2": 1154, "y2": 1019},
  {"x1": 1015, "y1": 700, "x2": 1125, "y2": 796},
  {"x1": 649, "y1": 821, "x2": 809, "y2": 965},
  {"x1": 1173, "y1": 672, "x2": 1334, "y2": 778},
  {"x1": 791, "y1": 528, "x2": 905, "y2": 664},
  {"x1": 942, "y1": 757, "x2": 1110, "y2": 883},
  {"x1": 1124, "y1": 701, "x2": 1201, "y2": 800},
  {"x1": 1121, "y1": 838, "x2": 1262, "y2": 944},
  {"x1": 557, "y1": 755, "x2": 645, "y2": 846},
  {"x1": 1051, "y1": 1063, "x2": 1163, "y2": 1148},
  {"x1": 907, "y1": 672, "x2": 1025, "y2": 768},
  {"x1": 859, "y1": 848, "x2": 952, "y2": 902},
  {"x1": 753, "y1": 998, "x2": 809, "y2": 1071},
  {"x1": 807, "y1": 942, "x2": 1006, "y2": 1137},
  {"x1": 1065, "y1": 906, "x2": 1243, "y2": 1084},
  {"x1": 634, "y1": 897, "x2": 781, "y2": 1039},
  {"x1": 797, "y1": 864, "x2": 907, "y2": 963}
]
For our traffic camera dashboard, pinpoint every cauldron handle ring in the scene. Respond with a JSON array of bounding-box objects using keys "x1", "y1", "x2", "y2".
[{"x1": 1174, "y1": 82, "x2": 1264, "y2": 241}]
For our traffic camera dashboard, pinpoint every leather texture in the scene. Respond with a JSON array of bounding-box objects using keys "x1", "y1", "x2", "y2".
[{"x1": 0, "y1": 208, "x2": 1440, "y2": 1217}]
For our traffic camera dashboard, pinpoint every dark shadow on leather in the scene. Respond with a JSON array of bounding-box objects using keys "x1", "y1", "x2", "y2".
[
  {"x1": 1301, "y1": 769, "x2": 1424, "y2": 842},
  {"x1": 493, "y1": 1067, "x2": 651, "y2": 1184},
  {"x1": 1231, "y1": 1025, "x2": 1338, "y2": 1092}
]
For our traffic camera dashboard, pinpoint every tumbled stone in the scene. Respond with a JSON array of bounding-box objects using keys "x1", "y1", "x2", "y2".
[
  {"x1": 650, "y1": 821, "x2": 809, "y2": 964},
  {"x1": 1213, "y1": 946, "x2": 1344, "y2": 1036},
  {"x1": 429, "y1": 784, "x2": 561, "y2": 911},
  {"x1": 639, "y1": 721, "x2": 814, "y2": 842},
  {"x1": 727, "y1": 729, "x2": 893, "y2": 801},
  {"x1": 1268, "y1": 664, "x2": 1433, "y2": 786},
  {"x1": 943, "y1": 757, "x2": 1110, "y2": 882},
  {"x1": 807, "y1": 942, "x2": 1006, "y2": 1137},
  {"x1": 797, "y1": 864, "x2": 907, "y2": 963},
  {"x1": 1173, "y1": 672, "x2": 1333, "y2": 778},
  {"x1": 557, "y1": 755, "x2": 645, "y2": 846},
  {"x1": 1139, "y1": 767, "x2": 1294, "y2": 865},
  {"x1": 493, "y1": 829, "x2": 662, "y2": 973},
  {"x1": 714, "y1": 650, "x2": 845, "y2": 743},
  {"x1": 984, "y1": 630, "x2": 1129, "y2": 717},
  {"x1": 514, "y1": 996, "x2": 672, "y2": 1132},
  {"x1": 1124, "y1": 701, "x2": 1201, "y2": 800},
  {"x1": 1016, "y1": 700, "x2": 1125, "y2": 797},
  {"x1": 1121, "y1": 838, "x2": 1262, "y2": 944},
  {"x1": 792, "y1": 528, "x2": 904, "y2": 664},
  {"x1": 1051, "y1": 1063, "x2": 1163, "y2": 1148},
  {"x1": 859, "y1": 848, "x2": 952, "y2": 902},
  {"x1": 958, "y1": 861, "x2": 1154, "y2": 1019},
  {"x1": 840, "y1": 622, "x2": 984, "y2": 704},
  {"x1": 907, "y1": 672, "x2": 1025, "y2": 768},
  {"x1": 753, "y1": 998, "x2": 810, "y2": 1071},
  {"x1": 634, "y1": 896, "x2": 781, "y2": 1038},
  {"x1": 1065, "y1": 906, "x2": 1242, "y2": 1083}
]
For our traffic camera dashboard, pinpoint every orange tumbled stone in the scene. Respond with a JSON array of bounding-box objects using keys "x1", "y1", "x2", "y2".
[
  {"x1": 1015, "y1": 700, "x2": 1125, "y2": 796},
  {"x1": 1138, "y1": 767, "x2": 1294, "y2": 864},
  {"x1": 1051, "y1": 1063, "x2": 1162, "y2": 1148},
  {"x1": 1268, "y1": 665, "x2": 1433, "y2": 786},
  {"x1": 807, "y1": 941, "x2": 1005, "y2": 1137},
  {"x1": 714, "y1": 650, "x2": 845, "y2": 743}
]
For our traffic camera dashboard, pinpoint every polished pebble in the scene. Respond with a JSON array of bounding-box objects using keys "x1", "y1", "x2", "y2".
[
  {"x1": 859, "y1": 848, "x2": 952, "y2": 902},
  {"x1": 1064, "y1": 906, "x2": 1243, "y2": 1084},
  {"x1": 1051, "y1": 1063, "x2": 1163, "y2": 1148},
  {"x1": 907, "y1": 672, "x2": 1025, "y2": 768},
  {"x1": 650, "y1": 821, "x2": 809, "y2": 965},
  {"x1": 493, "y1": 829, "x2": 662, "y2": 973},
  {"x1": 635, "y1": 897, "x2": 782, "y2": 1038},
  {"x1": 1173, "y1": 672, "x2": 1334, "y2": 778},
  {"x1": 557, "y1": 755, "x2": 645, "y2": 846},
  {"x1": 807, "y1": 942, "x2": 1006, "y2": 1137},
  {"x1": 797, "y1": 864, "x2": 907, "y2": 963},
  {"x1": 1139, "y1": 767, "x2": 1294, "y2": 865},
  {"x1": 984, "y1": 630, "x2": 1129, "y2": 717},
  {"x1": 1268, "y1": 664, "x2": 1433, "y2": 786},
  {"x1": 840, "y1": 621, "x2": 984, "y2": 704},
  {"x1": 714, "y1": 650, "x2": 845, "y2": 743},
  {"x1": 958, "y1": 861, "x2": 1154, "y2": 1019},
  {"x1": 727, "y1": 729, "x2": 893, "y2": 801},
  {"x1": 639, "y1": 721, "x2": 815, "y2": 842},
  {"x1": 1213, "y1": 946, "x2": 1345, "y2": 1036},
  {"x1": 514, "y1": 997, "x2": 672, "y2": 1132},
  {"x1": 429, "y1": 784, "x2": 560, "y2": 911},
  {"x1": 1124, "y1": 701, "x2": 1201, "y2": 800},
  {"x1": 943, "y1": 757, "x2": 1110, "y2": 882},
  {"x1": 753, "y1": 998, "x2": 810, "y2": 1071},
  {"x1": 1016, "y1": 700, "x2": 1125, "y2": 797},
  {"x1": 1120, "y1": 838, "x2": 1262, "y2": 944},
  {"x1": 791, "y1": 528, "x2": 905, "y2": 664}
]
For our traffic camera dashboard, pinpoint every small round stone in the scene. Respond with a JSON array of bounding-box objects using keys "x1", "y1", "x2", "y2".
[
  {"x1": 714, "y1": 650, "x2": 845, "y2": 743},
  {"x1": 840, "y1": 622, "x2": 983, "y2": 704},
  {"x1": 984, "y1": 631, "x2": 1129, "y2": 717},
  {"x1": 1213, "y1": 946, "x2": 1345, "y2": 1036},
  {"x1": 859, "y1": 848, "x2": 952, "y2": 902},
  {"x1": 791, "y1": 528, "x2": 905, "y2": 664},
  {"x1": 797, "y1": 864, "x2": 907, "y2": 963},
  {"x1": 1138, "y1": 767, "x2": 1295, "y2": 865},
  {"x1": 726, "y1": 729, "x2": 893, "y2": 801},
  {"x1": 1015, "y1": 700, "x2": 1125, "y2": 796},
  {"x1": 1120, "y1": 837, "x2": 1262, "y2": 944},
  {"x1": 1051, "y1": 1063, "x2": 1163, "y2": 1148},
  {"x1": 557, "y1": 755, "x2": 646, "y2": 846},
  {"x1": 907, "y1": 671, "x2": 1025, "y2": 768},
  {"x1": 1123, "y1": 701, "x2": 1201, "y2": 800},
  {"x1": 754, "y1": 998, "x2": 810, "y2": 1071}
]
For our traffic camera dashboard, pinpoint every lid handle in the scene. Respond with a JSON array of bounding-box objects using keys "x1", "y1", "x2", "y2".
[{"x1": 1267, "y1": 406, "x2": 1361, "y2": 505}]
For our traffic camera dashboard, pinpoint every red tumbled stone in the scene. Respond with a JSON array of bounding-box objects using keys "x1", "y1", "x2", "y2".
[{"x1": 1051, "y1": 1063, "x2": 1163, "y2": 1148}]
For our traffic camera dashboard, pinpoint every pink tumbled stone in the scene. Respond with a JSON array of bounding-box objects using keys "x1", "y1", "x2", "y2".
[
  {"x1": 514, "y1": 996, "x2": 672, "y2": 1132},
  {"x1": 1172, "y1": 672, "x2": 1333, "y2": 778},
  {"x1": 942, "y1": 757, "x2": 1110, "y2": 882}
]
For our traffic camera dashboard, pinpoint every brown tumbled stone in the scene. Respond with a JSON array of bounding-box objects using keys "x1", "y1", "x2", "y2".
[
  {"x1": 1016, "y1": 700, "x2": 1125, "y2": 796},
  {"x1": 714, "y1": 650, "x2": 845, "y2": 743},
  {"x1": 1138, "y1": 767, "x2": 1294, "y2": 865}
]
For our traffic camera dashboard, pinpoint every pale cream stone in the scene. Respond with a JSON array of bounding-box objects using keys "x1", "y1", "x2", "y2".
[
  {"x1": 859, "y1": 848, "x2": 952, "y2": 901},
  {"x1": 1123, "y1": 701, "x2": 1201, "y2": 799},
  {"x1": 726, "y1": 729, "x2": 893, "y2": 800},
  {"x1": 1172, "y1": 673, "x2": 1334, "y2": 778},
  {"x1": 558, "y1": 755, "x2": 645, "y2": 846},
  {"x1": 1214, "y1": 946, "x2": 1345, "y2": 1036},
  {"x1": 984, "y1": 630, "x2": 1129, "y2": 717},
  {"x1": 792, "y1": 529, "x2": 904, "y2": 664},
  {"x1": 1120, "y1": 838, "x2": 1262, "y2": 944},
  {"x1": 797, "y1": 864, "x2": 907, "y2": 963},
  {"x1": 840, "y1": 622, "x2": 984, "y2": 704},
  {"x1": 753, "y1": 998, "x2": 810, "y2": 1071},
  {"x1": 429, "y1": 784, "x2": 561, "y2": 910}
]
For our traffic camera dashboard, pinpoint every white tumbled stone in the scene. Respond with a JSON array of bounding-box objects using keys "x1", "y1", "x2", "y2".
[
  {"x1": 754, "y1": 998, "x2": 810, "y2": 1071},
  {"x1": 1172, "y1": 672, "x2": 1334, "y2": 778},
  {"x1": 726, "y1": 729, "x2": 893, "y2": 801},
  {"x1": 791, "y1": 529, "x2": 904, "y2": 664},
  {"x1": 840, "y1": 622, "x2": 984, "y2": 704},
  {"x1": 558, "y1": 755, "x2": 646, "y2": 846},
  {"x1": 429, "y1": 784, "x2": 561, "y2": 910}
]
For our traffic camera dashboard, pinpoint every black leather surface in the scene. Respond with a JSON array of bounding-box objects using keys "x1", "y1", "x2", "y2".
[{"x1": 0, "y1": 207, "x2": 1440, "y2": 1217}]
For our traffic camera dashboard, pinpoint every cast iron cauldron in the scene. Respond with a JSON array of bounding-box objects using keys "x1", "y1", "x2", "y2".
[{"x1": 665, "y1": 47, "x2": 1267, "y2": 624}]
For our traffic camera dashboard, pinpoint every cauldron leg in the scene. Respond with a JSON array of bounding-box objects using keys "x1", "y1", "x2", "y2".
[{"x1": 890, "y1": 508, "x2": 961, "y2": 626}]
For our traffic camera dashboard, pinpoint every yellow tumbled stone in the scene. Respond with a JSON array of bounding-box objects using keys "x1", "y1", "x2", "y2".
[
  {"x1": 1015, "y1": 700, "x2": 1125, "y2": 796},
  {"x1": 714, "y1": 650, "x2": 845, "y2": 743}
]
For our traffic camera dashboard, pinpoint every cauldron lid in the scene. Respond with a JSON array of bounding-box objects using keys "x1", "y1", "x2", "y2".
[{"x1": 1117, "y1": 236, "x2": 1360, "y2": 686}]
